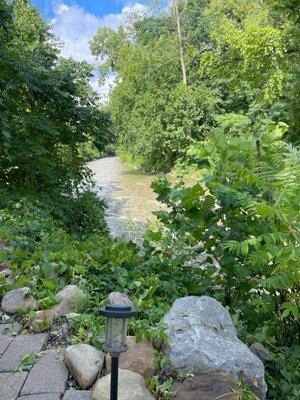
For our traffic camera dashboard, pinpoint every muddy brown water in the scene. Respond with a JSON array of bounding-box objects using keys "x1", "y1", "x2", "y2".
[{"x1": 88, "y1": 157, "x2": 161, "y2": 239}]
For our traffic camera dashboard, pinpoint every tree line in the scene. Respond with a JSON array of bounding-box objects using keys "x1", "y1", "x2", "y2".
[{"x1": 92, "y1": 0, "x2": 299, "y2": 171}]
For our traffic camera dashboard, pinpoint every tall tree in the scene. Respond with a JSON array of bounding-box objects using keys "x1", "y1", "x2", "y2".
[
  {"x1": 172, "y1": 0, "x2": 188, "y2": 85},
  {"x1": 0, "y1": 0, "x2": 109, "y2": 195}
]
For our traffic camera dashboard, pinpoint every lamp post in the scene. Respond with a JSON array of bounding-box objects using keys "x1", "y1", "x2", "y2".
[{"x1": 100, "y1": 305, "x2": 136, "y2": 400}]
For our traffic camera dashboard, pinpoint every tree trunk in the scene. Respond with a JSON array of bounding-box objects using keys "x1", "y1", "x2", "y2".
[{"x1": 172, "y1": 0, "x2": 188, "y2": 86}]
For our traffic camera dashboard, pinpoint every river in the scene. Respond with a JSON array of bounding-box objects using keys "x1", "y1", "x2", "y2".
[{"x1": 88, "y1": 157, "x2": 161, "y2": 240}]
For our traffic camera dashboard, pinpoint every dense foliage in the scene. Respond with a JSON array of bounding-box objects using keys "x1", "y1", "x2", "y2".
[
  {"x1": 0, "y1": 0, "x2": 110, "y2": 195},
  {"x1": 145, "y1": 121, "x2": 300, "y2": 398},
  {"x1": 92, "y1": 0, "x2": 298, "y2": 171}
]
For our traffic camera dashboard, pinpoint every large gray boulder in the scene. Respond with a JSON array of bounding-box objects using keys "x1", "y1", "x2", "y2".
[
  {"x1": 53, "y1": 285, "x2": 84, "y2": 317},
  {"x1": 163, "y1": 296, "x2": 267, "y2": 399},
  {"x1": 92, "y1": 369, "x2": 154, "y2": 400},
  {"x1": 1, "y1": 287, "x2": 36, "y2": 313},
  {"x1": 65, "y1": 344, "x2": 104, "y2": 389}
]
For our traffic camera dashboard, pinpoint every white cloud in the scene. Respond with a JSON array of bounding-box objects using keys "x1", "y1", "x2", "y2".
[{"x1": 51, "y1": 2, "x2": 146, "y2": 99}]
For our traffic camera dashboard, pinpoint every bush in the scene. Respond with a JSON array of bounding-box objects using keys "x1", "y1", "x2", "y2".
[{"x1": 143, "y1": 119, "x2": 300, "y2": 399}]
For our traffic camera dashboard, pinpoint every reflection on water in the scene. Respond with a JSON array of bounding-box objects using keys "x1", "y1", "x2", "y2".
[{"x1": 88, "y1": 157, "x2": 160, "y2": 239}]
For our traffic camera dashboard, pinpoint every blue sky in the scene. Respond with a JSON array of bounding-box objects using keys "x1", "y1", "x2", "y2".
[
  {"x1": 31, "y1": 1, "x2": 147, "y2": 98},
  {"x1": 32, "y1": 0, "x2": 145, "y2": 19}
]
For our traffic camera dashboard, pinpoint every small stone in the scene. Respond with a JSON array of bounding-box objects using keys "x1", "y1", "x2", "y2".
[
  {"x1": 27, "y1": 310, "x2": 54, "y2": 333},
  {"x1": 92, "y1": 369, "x2": 155, "y2": 400},
  {"x1": 1, "y1": 314, "x2": 12, "y2": 322},
  {"x1": 64, "y1": 344, "x2": 104, "y2": 389},
  {"x1": 172, "y1": 372, "x2": 238, "y2": 400},
  {"x1": 0, "y1": 262, "x2": 8, "y2": 271},
  {"x1": 0, "y1": 269, "x2": 14, "y2": 284},
  {"x1": 21, "y1": 349, "x2": 69, "y2": 396},
  {"x1": 108, "y1": 292, "x2": 134, "y2": 308},
  {"x1": 106, "y1": 336, "x2": 156, "y2": 378},
  {"x1": 250, "y1": 343, "x2": 273, "y2": 363},
  {"x1": 0, "y1": 371, "x2": 28, "y2": 400},
  {"x1": 0, "y1": 333, "x2": 48, "y2": 372},
  {"x1": 0, "y1": 269, "x2": 12, "y2": 276},
  {"x1": 52, "y1": 285, "x2": 84, "y2": 317},
  {"x1": 63, "y1": 389, "x2": 91, "y2": 400},
  {"x1": 1, "y1": 287, "x2": 37, "y2": 314}
]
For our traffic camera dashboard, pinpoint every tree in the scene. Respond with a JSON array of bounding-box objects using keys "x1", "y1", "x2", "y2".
[
  {"x1": 172, "y1": 0, "x2": 188, "y2": 85},
  {"x1": 0, "y1": 0, "x2": 110, "y2": 195}
]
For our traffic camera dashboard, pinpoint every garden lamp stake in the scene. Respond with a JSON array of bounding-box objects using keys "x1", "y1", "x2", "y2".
[{"x1": 100, "y1": 304, "x2": 137, "y2": 400}]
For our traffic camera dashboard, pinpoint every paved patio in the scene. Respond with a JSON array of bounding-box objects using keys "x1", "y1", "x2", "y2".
[{"x1": 0, "y1": 321, "x2": 91, "y2": 400}]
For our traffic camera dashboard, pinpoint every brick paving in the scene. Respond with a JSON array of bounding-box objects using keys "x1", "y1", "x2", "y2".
[
  {"x1": 0, "y1": 371, "x2": 28, "y2": 400},
  {"x1": 0, "y1": 322, "x2": 21, "y2": 355},
  {"x1": 0, "y1": 322, "x2": 91, "y2": 400},
  {"x1": 0, "y1": 333, "x2": 48, "y2": 372},
  {"x1": 21, "y1": 349, "x2": 69, "y2": 397},
  {"x1": 17, "y1": 395, "x2": 60, "y2": 400}
]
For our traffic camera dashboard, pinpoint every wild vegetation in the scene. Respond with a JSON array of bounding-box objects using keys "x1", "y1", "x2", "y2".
[
  {"x1": 0, "y1": 0, "x2": 299, "y2": 399},
  {"x1": 92, "y1": 0, "x2": 299, "y2": 171}
]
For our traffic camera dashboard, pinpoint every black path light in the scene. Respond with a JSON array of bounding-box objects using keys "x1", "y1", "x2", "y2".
[{"x1": 100, "y1": 304, "x2": 137, "y2": 400}]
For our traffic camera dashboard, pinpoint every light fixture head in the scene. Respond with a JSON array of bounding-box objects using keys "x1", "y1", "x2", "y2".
[{"x1": 100, "y1": 304, "x2": 136, "y2": 356}]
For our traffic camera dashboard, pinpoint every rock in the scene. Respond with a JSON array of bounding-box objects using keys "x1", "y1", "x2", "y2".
[
  {"x1": 0, "y1": 262, "x2": 8, "y2": 271},
  {"x1": 52, "y1": 285, "x2": 84, "y2": 317},
  {"x1": 1, "y1": 314, "x2": 11, "y2": 322},
  {"x1": 64, "y1": 344, "x2": 104, "y2": 389},
  {"x1": 27, "y1": 310, "x2": 54, "y2": 332},
  {"x1": 106, "y1": 336, "x2": 156, "y2": 378},
  {"x1": 108, "y1": 292, "x2": 134, "y2": 308},
  {"x1": 0, "y1": 269, "x2": 14, "y2": 284},
  {"x1": 65, "y1": 313, "x2": 80, "y2": 322},
  {"x1": 250, "y1": 343, "x2": 272, "y2": 363},
  {"x1": 92, "y1": 369, "x2": 155, "y2": 400},
  {"x1": 172, "y1": 372, "x2": 238, "y2": 400},
  {"x1": 1, "y1": 287, "x2": 37, "y2": 314},
  {"x1": 163, "y1": 296, "x2": 267, "y2": 399},
  {"x1": 0, "y1": 269, "x2": 12, "y2": 276}
]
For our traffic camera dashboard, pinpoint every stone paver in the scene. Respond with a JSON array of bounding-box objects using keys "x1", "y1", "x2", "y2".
[
  {"x1": 0, "y1": 333, "x2": 48, "y2": 372},
  {"x1": 0, "y1": 322, "x2": 22, "y2": 335},
  {"x1": 0, "y1": 323, "x2": 22, "y2": 355},
  {"x1": 0, "y1": 371, "x2": 28, "y2": 400},
  {"x1": 18, "y1": 395, "x2": 60, "y2": 400},
  {"x1": 21, "y1": 349, "x2": 69, "y2": 396},
  {"x1": 63, "y1": 389, "x2": 91, "y2": 400}
]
